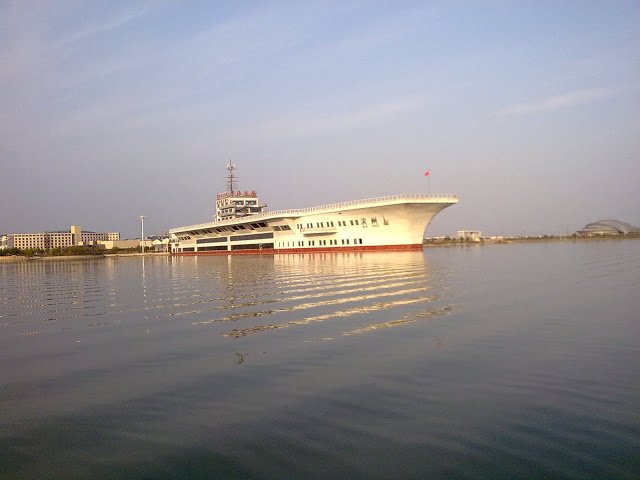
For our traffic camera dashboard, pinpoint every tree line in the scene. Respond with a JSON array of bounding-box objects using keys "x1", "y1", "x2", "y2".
[
  {"x1": 1, "y1": 246, "x2": 101, "y2": 256},
  {"x1": 1, "y1": 245, "x2": 153, "y2": 256}
]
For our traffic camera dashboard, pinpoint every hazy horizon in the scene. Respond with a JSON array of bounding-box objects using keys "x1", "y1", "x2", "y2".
[{"x1": 2, "y1": 1, "x2": 639, "y2": 239}]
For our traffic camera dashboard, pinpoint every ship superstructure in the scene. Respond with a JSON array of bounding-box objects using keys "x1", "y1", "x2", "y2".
[
  {"x1": 170, "y1": 164, "x2": 458, "y2": 255},
  {"x1": 215, "y1": 163, "x2": 267, "y2": 222}
]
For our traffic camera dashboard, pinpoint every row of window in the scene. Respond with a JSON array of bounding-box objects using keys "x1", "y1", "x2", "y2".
[
  {"x1": 198, "y1": 245, "x2": 227, "y2": 251},
  {"x1": 231, "y1": 243, "x2": 274, "y2": 250},
  {"x1": 278, "y1": 238, "x2": 364, "y2": 248},
  {"x1": 219, "y1": 206, "x2": 263, "y2": 216},
  {"x1": 196, "y1": 236, "x2": 228, "y2": 244},
  {"x1": 186, "y1": 221, "x2": 270, "y2": 237},
  {"x1": 14, "y1": 240, "x2": 105, "y2": 247},
  {"x1": 232, "y1": 232, "x2": 274, "y2": 242},
  {"x1": 296, "y1": 217, "x2": 384, "y2": 229},
  {"x1": 177, "y1": 241, "x2": 276, "y2": 253},
  {"x1": 178, "y1": 215, "x2": 387, "y2": 241},
  {"x1": 195, "y1": 232, "x2": 275, "y2": 244},
  {"x1": 177, "y1": 238, "x2": 367, "y2": 252}
]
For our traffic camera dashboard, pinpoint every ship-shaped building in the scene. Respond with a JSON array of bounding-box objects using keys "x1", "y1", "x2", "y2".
[{"x1": 169, "y1": 164, "x2": 458, "y2": 255}]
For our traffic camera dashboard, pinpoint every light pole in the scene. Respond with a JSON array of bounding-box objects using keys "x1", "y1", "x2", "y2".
[{"x1": 140, "y1": 215, "x2": 145, "y2": 254}]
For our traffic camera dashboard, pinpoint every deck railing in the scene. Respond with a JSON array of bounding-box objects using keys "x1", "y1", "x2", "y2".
[{"x1": 172, "y1": 194, "x2": 458, "y2": 233}]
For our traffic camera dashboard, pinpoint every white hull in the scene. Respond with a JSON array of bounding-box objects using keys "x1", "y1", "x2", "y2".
[{"x1": 169, "y1": 194, "x2": 458, "y2": 255}]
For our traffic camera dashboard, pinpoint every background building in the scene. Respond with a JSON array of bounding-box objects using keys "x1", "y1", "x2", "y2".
[
  {"x1": 1, "y1": 234, "x2": 15, "y2": 250},
  {"x1": 8, "y1": 225, "x2": 120, "y2": 250},
  {"x1": 576, "y1": 219, "x2": 640, "y2": 236},
  {"x1": 458, "y1": 230, "x2": 482, "y2": 242},
  {"x1": 149, "y1": 235, "x2": 170, "y2": 251},
  {"x1": 96, "y1": 239, "x2": 146, "y2": 250},
  {"x1": 12, "y1": 233, "x2": 49, "y2": 250}
]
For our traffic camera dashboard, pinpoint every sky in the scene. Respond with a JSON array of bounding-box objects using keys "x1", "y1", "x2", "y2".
[{"x1": 1, "y1": 1, "x2": 639, "y2": 238}]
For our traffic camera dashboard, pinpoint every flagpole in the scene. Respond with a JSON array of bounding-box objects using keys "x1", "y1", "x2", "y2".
[{"x1": 425, "y1": 169, "x2": 431, "y2": 195}]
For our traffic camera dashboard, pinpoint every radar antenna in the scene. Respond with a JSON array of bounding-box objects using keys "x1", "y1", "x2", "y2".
[{"x1": 226, "y1": 162, "x2": 237, "y2": 193}]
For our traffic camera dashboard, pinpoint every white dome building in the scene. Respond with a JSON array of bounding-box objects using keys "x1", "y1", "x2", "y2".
[{"x1": 577, "y1": 219, "x2": 640, "y2": 236}]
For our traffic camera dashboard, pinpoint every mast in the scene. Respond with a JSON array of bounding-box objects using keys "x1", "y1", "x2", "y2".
[{"x1": 226, "y1": 162, "x2": 237, "y2": 194}]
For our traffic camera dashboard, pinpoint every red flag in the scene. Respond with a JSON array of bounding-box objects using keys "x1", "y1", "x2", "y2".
[{"x1": 424, "y1": 169, "x2": 430, "y2": 176}]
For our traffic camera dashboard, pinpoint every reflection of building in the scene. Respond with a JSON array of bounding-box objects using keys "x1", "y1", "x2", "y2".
[
  {"x1": 457, "y1": 230, "x2": 482, "y2": 242},
  {"x1": 576, "y1": 219, "x2": 640, "y2": 236},
  {"x1": 8, "y1": 225, "x2": 120, "y2": 250}
]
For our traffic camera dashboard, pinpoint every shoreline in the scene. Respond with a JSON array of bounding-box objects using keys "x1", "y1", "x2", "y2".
[
  {"x1": 1, "y1": 237, "x2": 638, "y2": 262},
  {"x1": 424, "y1": 235, "x2": 640, "y2": 247},
  {"x1": 104, "y1": 252, "x2": 170, "y2": 257},
  {"x1": 0, "y1": 252, "x2": 170, "y2": 263}
]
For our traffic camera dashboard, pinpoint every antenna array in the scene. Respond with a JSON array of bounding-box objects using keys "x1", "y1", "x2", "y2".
[{"x1": 226, "y1": 162, "x2": 237, "y2": 193}]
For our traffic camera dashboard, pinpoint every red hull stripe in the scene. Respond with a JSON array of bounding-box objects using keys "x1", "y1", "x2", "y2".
[{"x1": 172, "y1": 244, "x2": 423, "y2": 256}]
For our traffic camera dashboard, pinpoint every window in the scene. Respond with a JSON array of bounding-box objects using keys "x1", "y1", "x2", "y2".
[
  {"x1": 196, "y1": 236, "x2": 228, "y2": 244},
  {"x1": 198, "y1": 245, "x2": 226, "y2": 251},
  {"x1": 232, "y1": 232, "x2": 274, "y2": 242}
]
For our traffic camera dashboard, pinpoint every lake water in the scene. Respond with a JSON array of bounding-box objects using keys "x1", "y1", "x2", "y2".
[{"x1": 1, "y1": 241, "x2": 639, "y2": 479}]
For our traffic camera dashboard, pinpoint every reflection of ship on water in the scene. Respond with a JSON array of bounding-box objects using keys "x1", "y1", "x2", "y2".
[
  {"x1": 1, "y1": 258, "x2": 109, "y2": 331},
  {"x1": 169, "y1": 163, "x2": 458, "y2": 255},
  {"x1": 176, "y1": 251, "x2": 453, "y2": 340}
]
